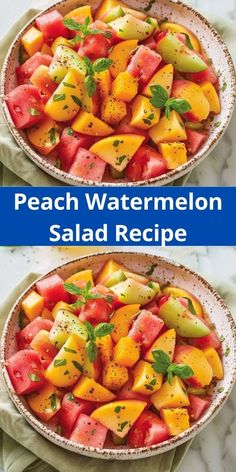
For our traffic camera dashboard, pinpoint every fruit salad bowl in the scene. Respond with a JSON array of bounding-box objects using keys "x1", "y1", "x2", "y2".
[
  {"x1": 1, "y1": 251, "x2": 236, "y2": 460},
  {"x1": 1, "y1": 0, "x2": 236, "y2": 186}
]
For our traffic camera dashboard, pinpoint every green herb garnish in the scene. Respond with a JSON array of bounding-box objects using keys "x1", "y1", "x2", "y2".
[
  {"x1": 53, "y1": 93, "x2": 66, "y2": 102},
  {"x1": 54, "y1": 358, "x2": 67, "y2": 367},
  {"x1": 83, "y1": 56, "x2": 113, "y2": 97},
  {"x1": 150, "y1": 84, "x2": 191, "y2": 119},
  {"x1": 28, "y1": 107, "x2": 40, "y2": 116},
  {"x1": 152, "y1": 349, "x2": 194, "y2": 385},
  {"x1": 49, "y1": 127, "x2": 56, "y2": 145},
  {"x1": 28, "y1": 373, "x2": 41, "y2": 382},
  {"x1": 49, "y1": 393, "x2": 57, "y2": 411},
  {"x1": 72, "y1": 360, "x2": 84, "y2": 372},
  {"x1": 85, "y1": 321, "x2": 114, "y2": 362}
]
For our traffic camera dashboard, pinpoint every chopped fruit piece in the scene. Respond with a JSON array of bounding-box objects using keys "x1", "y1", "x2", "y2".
[
  {"x1": 57, "y1": 129, "x2": 94, "y2": 172},
  {"x1": 126, "y1": 144, "x2": 167, "y2": 181},
  {"x1": 21, "y1": 27, "x2": 44, "y2": 57},
  {"x1": 102, "y1": 361, "x2": 129, "y2": 390},
  {"x1": 172, "y1": 80, "x2": 210, "y2": 122},
  {"x1": 158, "y1": 296, "x2": 210, "y2": 337},
  {"x1": 117, "y1": 376, "x2": 151, "y2": 403},
  {"x1": 6, "y1": 350, "x2": 45, "y2": 395},
  {"x1": 149, "y1": 111, "x2": 187, "y2": 145},
  {"x1": 48, "y1": 45, "x2": 86, "y2": 84},
  {"x1": 158, "y1": 142, "x2": 187, "y2": 170},
  {"x1": 51, "y1": 36, "x2": 71, "y2": 55},
  {"x1": 160, "y1": 408, "x2": 190, "y2": 436},
  {"x1": 109, "y1": 14, "x2": 155, "y2": 41},
  {"x1": 16, "y1": 317, "x2": 53, "y2": 350},
  {"x1": 188, "y1": 394, "x2": 211, "y2": 420},
  {"x1": 6, "y1": 85, "x2": 44, "y2": 129},
  {"x1": 36, "y1": 10, "x2": 69, "y2": 46},
  {"x1": 174, "y1": 345, "x2": 213, "y2": 388},
  {"x1": 130, "y1": 95, "x2": 160, "y2": 130},
  {"x1": 203, "y1": 348, "x2": 224, "y2": 379},
  {"x1": 22, "y1": 290, "x2": 44, "y2": 321},
  {"x1": 89, "y1": 134, "x2": 145, "y2": 171},
  {"x1": 129, "y1": 310, "x2": 164, "y2": 350},
  {"x1": 96, "y1": 258, "x2": 124, "y2": 284},
  {"x1": 143, "y1": 64, "x2": 174, "y2": 98},
  {"x1": 45, "y1": 69, "x2": 84, "y2": 122},
  {"x1": 111, "y1": 304, "x2": 141, "y2": 343},
  {"x1": 51, "y1": 301, "x2": 73, "y2": 319},
  {"x1": 30, "y1": 65, "x2": 57, "y2": 103},
  {"x1": 27, "y1": 383, "x2": 61, "y2": 421},
  {"x1": 200, "y1": 82, "x2": 221, "y2": 114},
  {"x1": 73, "y1": 376, "x2": 116, "y2": 402},
  {"x1": 65, "y1": 269, "x2": 94, "y2": 285},
  {"x1": 69, "y1": 148, "x2": 106, "y2": 183},
  {"x1": 45, "y1": 334, "x2": 86, "y2": 387},
  {"x1": 156, "y1": 32, "x2": 207, "y2": 73},
  {"x1": 189, "y1": 330, "x2": 221, "y2": 351},
  {"x1": 64, "y1": 5, "x2": 93, "y2": 22},
  {"x1": 113, "y1": 336, "x2": 140, "y2": 367},
  {"x1": 16, "y1": 52, "x2": 52, "y2": 84},
  {"x1": 109, "y1": 39, "x2": 139, "y2": 78},
  {"x1": 30, "y1": 329, "x2": 58, "y2": 363},
  {"x1": 159, "y1": 22, "x2": 200, "y2": 52},
  {"x1": 41, "y1": 308, "x2": 54, "y2": 321},
  {"x1": 97, "y1": 334, "x2": 113, "y2": 364},
  {"x1": 132, "y1": 360, "x2": 162, "y2": 395},
  {"x1": 27, "y1": 118, "x2": 60, "y2": 156},
  {"x1": 144, "y1": 329, "x2": 176, "y2": 363},
  {"x1": 59, "y1": 393, "x2": 94, "y2": 438},
  {"x1": 188, "y1": 65, "x2": 218, "y2": 85},
  {"x1": 101, "y1": 95, "x2": 127, "y2": 126},
  {"x1": 41, "y1": 43, "x2": 53, "y2": 56},
  {"x1": 151, "y1": 377, "x2": 190, "y2": 410},
  {"x1": 162, "y1": 286, "x2": 203, "y2": 317},
  {"x1": 70, "y1": 414, "x2": 108, "y2": 448},
  {"x1": 91, "y1": 400, "x2": 147, "y2": 437},
  {"x1": 95, "y1": 70, "x2": 112, "y2": 98},
  {"x1": 128, "y1": 46, "x2": 162, "y2": 85},
  {"x1": 95, "y1": 0, "x2": 125, "y2": 20},
  {"x1": 185, "y1": 129, "x2": 209, "y2": 155},
  {"x1": 112, "y1": 71, "x2": 139, "y2": 102},
  {"x1": 72, "y1": 111, "x2": 114, "y2": 136},
  {"x1": 83, "y1": 357, "x2": 101, "y2": 380},
  {"x1": 128, "y1": 411, "x2": 169, "y2": 447},
  {"x1": 50, "y1": 310, "x2": 88, "y2": 348},
  {"x1": 36, "y1": 274, "x2": 69, "y2": 309},
  {"x1": 111, "y1": 278, "x2": 158, "y2": 305}
]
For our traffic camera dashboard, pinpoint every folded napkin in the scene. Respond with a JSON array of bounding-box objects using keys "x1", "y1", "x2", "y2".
[{"x1": 0, "y1": 273, "x2": 193, "y2": 472}]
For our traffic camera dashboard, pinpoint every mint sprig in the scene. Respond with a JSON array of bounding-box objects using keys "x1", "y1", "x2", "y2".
[
  {"x1": 150, "y1": 85, "x2": 191, "y2": 119},
  {"x1": 64, "y1": 16, "x2": 112, "y2": 46},
  {"x1": 64, "y1": 281, "x2": 114, "y2": 309},
  {"x1": 152, "y1": 349, "x2": 194, "y2": 385},
  {"x1": 85, "y1": 321, "x2": 114, "y2": 362},
  {"x1": 83, "y1": 56, "x2": 113, "y2": 97}
]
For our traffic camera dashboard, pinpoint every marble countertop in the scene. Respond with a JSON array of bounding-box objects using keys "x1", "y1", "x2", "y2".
[
  {"x1": 1, "y1": 244, "x2": 236, "y2": 472},
  {"x1": 0, "y1": 0, "x2": 236, "y2": 186}
]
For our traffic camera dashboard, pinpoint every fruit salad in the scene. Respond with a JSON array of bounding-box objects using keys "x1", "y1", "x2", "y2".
[
  {"x1": 6, "y1": 259, "x2": 224, "y2": 449},
  {"x1": 5, "y1": 0, "x2": 221, "y2": 183}
]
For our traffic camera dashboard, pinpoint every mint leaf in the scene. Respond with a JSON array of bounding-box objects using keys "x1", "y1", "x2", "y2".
[
  {"x1": 117, "y1": 421, "x2": 128, "y2": 432},
  {"x1": 183, "y1": 297, "x2": 197, "y2": 315},
  {"x1": 167, "y1": 363, "x2": 194, "y2": 384},
  {"x1": 63, "y1": 18, "x2": 85, "y2": 31},
  {"x1": 72, "y1": 360, "x2": 84, "y2": 372},
  {"x1": 93, "y1": 58, "x2": 113, "y2": 73},
  {"x1": 49, "y1": 128, "x2": 56, "y2": 145},
  {"x1": 150, "y1": 85, "x2": 168, "y2": 108},
  {"x1": 152, "y1": 349, "x2": 171, "y2": 373},
  {"x1": 28, "y1": 373, "x2": 41, "y2": 382},
  {"x1": 64, "y1": 347, "x2": 77, "y2": 353},
  {"x1": 84, "y1": 321, "x2": 96, "y2": 341},
  {"x1": 94, "y1": 323, "x2": 114, "y2": 338},
  {"x1": 71, "y1": 95, "x2": 83, "y2": 107},
  {"x1": 165, "y1": 98, "x2": 191, "y2": 116},
  {"x1": 84, "y1": 56, "x2": 94, "y2": 76},
  {"x1": 85, "y1": 75, "x2": 97, "y2": 97},
  {"x1": 54, "y1": 358, "x2": 67, "y2": 367},
  {"x1": 49, "y1": 393, "x2": 57, "y2": 411},
  {"x1": 53, "y1": 93, "x2": 66, "y2": 102},
  {"x1": 86, "y1": 340, "x2": 98, "y2": 362},
  {"x1": 183, "y1": 33, "x2": 194, "y2": 50}
]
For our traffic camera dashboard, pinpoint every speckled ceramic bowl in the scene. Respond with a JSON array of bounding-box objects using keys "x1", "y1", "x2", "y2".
[
  {"x1": 1, "y1": 0, "x2": 236, "y2": 186},
  {"x1": 1, "y1": 251, "x2": 236, "y2": 460}
]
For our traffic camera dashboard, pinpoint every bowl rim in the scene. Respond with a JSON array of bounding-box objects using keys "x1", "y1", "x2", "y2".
[
  {"x1": 1, "y1": 250, "x2": 236, "y2": 460},
  {"x1": 1, "y1": 0, "x2": 236, "y2": 187}
]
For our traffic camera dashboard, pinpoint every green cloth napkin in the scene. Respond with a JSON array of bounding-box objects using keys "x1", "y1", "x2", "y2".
[
  {"x1": 0, "y1": 8, "x2": 191, "y2": 187},
  {"x1": 0, "y1": 273, "x2": 192, "y2": 472}
]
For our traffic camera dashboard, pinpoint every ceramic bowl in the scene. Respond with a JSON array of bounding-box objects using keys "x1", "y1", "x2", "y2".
[
  {"x1": 1, "y1": 251, "x2": 236, "y2": 460},
  {"x1": 1, "y1": 0, "x2": 236, "y2": 186}
]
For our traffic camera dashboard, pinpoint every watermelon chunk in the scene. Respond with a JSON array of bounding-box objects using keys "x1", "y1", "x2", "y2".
[
  {"x1": 36, "y1": 274, "x2": 69, "y2": 309},
  {"x1": 129, "y1": 310, "x2": 164, "y2": 350},
  {"x1": 16, "y1": 317, "x2": 53, "y2": 349},
  {"x1": 59, "y1": 393, "x2": 95, "y2": 438},
  {"x1": 69, "y1": 148, "x2": 106, "y2": 182},
  {"x1": 16, "y1": 52, "x2": 52, "y2": 84},
  {"x1": 189, "y1": 330, "x2": 221, "y2": 351},
  {"x1": 57, "y1": 129, "x2": 95, "y2": 172},
  {"x1": 36, "y1": 10, "x2": 69, "y2": 45},
  {"x1": 70, "y1": 413, "x2": 108, "y2": 448},
  {"x1": 128, "y1": 45, "x2": 162, "y2": 85},
  {"x1": 6, "y1": 85, "x2": 45, "y2": 129},
  {"x1": 188, "y1": 394, "x2": 211, "y2": 420},
  {"x1": 6, "y1": 350, "x2": 45, "y2": 395},
  {"x1": 185, "y1": 129, "x2": 209, "y2": 154}
]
